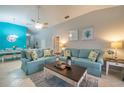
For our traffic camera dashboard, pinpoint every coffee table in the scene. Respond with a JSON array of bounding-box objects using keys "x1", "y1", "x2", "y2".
[{"x1": 44, "y1": 61, "x2": 87, "y2": 87}]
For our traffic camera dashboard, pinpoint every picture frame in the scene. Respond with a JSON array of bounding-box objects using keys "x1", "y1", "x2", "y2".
[
  {"x1": 68, "y1": 30, "x2": 78, "y2": 41},
  {"x1": 82, "y1": 26, "x2": 94, "y2": 40}
]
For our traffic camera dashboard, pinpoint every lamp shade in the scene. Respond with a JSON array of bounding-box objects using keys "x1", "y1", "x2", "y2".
[{"x1": 111, "y1": 41, "x2": 122, "y2": 49}]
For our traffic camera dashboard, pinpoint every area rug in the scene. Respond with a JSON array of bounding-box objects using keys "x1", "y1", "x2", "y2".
[{"x1": 29, "y1": 72, "x2": 98, "y2": 87}]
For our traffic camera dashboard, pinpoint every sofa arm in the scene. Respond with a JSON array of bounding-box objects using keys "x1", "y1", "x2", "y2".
[
  {"x1": 87, "y1": 62, "x2": 102, "y2": 77},
  {"x1": 21, "y1": 58, "x2": 30, "y2": 63},
  {"x1": 26, "y1": 60, "x2": 45, "y2": 74},
  {"x1": 97, "y1": 58, "x2": 104, "y2": 65},
  {"x1": 21, "y1": 58, "x2": 31, "y2": 74},
  {"x1": 87, "y1": 61, "x2": 102, "y2": 69}
]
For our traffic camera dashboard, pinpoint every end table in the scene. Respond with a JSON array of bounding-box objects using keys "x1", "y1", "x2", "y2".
[{"x1": 105, "y1": 58, "x2": 124, "y2": 75}]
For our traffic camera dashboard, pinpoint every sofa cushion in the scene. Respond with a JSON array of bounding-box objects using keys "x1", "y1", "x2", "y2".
[
  {"x1": 30, "y1": 50, "x2": 38, "y2": 60},
  {"x1": 36, "y1": 49, "x2": 43, "y2": 58},
  {"x1": 42, "y1": 56, "x2": 56, "y2": 60},
  {"x1": 78, "y1": 49, "x2": 91, "y2": 58},
  {"x1": 72, "y1": 57, "x2": 101, "y2": 69},
  {"x1": 59, "y1": 56, "x2": 67, "y2": 61},
  {"x1": 72, "y1": 57, "x2": 91, "y2": 63},
  {"x1": 28, "y1": 56, "x2": 56, "y2": 64},
  {"x1": 43, "y1": 49, "x2": 52, "y2": 57},
  {"x1": 43, "y1": 56, "x2": 56, "y2": 64},
  {"x1": 88, "y1": 50, "x2": 99, "y2": 62},
  {"x1": 70, "y1": 48, "x2": 79, "y2": 57}
]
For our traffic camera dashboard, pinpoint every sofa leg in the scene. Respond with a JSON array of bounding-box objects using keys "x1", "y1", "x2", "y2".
[{"x1": 123, "y1": 77, "x2": 124, "y2": 81}]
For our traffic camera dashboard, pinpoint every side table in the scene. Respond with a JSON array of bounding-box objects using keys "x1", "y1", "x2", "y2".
[{"x1": 105, "y1": 58, "x2": 124, "y2": 75}]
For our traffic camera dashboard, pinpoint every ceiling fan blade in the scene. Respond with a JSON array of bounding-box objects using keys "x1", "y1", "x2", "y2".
[
  {"x1": 42, "y1": 22, "x2": 48, "y2": 28},
  {"x1": 31, "y1": 19, "x2": 36, "y2": 22}
]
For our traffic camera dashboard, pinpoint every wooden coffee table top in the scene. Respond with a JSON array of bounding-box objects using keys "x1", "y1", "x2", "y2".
[{"x1": 44, "y1": 61, "x2": 87, "y2": 82}]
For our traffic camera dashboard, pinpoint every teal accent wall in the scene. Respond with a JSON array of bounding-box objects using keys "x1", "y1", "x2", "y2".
[{"x1": 0, "y1": 22, "x2": 28, "y2": 50}]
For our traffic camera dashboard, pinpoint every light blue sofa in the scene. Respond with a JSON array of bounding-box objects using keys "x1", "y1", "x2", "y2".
[
  {"x1": 21, "y1": 49, "x2": 56, "y2": 75},
  {"x1": 59, "y1": 48, "x2": 104, "y2": 77},
  {"x1": 21, "y1": 48, "x2": 104, "y2": 77}
]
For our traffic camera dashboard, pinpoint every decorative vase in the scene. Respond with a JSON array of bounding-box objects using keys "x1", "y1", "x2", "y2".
[
  {"x1": 68, "y1": 60, "x2": 71, "y2": 66},
  {"x1": 66, "y1": 56, "x2": 72, "y2": 66},
  {"x1": 56, "y1": 57, "x2": 59, "y2": 61}
]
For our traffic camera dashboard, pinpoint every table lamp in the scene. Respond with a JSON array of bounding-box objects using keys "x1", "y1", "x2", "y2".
[
  {"x1": 111, "y1": 41, "x2": 122, "y2": 59},
  {"x1": 60, "y1": 43, "x2": 67, "y2": 51}
]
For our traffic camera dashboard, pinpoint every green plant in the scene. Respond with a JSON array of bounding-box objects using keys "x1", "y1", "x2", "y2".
[{"x1": 107, "y1": 50, "x2": 114, "y2": 55}]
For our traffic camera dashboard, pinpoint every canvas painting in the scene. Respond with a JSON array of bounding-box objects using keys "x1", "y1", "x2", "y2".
[
  {"x1": 82, "y1": 27, "x2": 94, "y2": 40},
  {"x1": 68, "y1": 30, "x2": 78, "y2": 41}
]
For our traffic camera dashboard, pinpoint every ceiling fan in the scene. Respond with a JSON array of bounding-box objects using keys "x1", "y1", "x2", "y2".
[{"x1": 30, "y1": 6, "x2": 48, "y2": 29}]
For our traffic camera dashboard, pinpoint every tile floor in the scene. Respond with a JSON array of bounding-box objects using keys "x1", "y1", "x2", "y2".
[
  {"x1": 0, "y1": 60, "x2": 124, "y2": 87},
  {"x1": 0, "y1": 60, "x2": 35, "y2": 87}
]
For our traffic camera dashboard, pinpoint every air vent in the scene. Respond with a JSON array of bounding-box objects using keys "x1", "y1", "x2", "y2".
[{"x1": 64, "y1": 15, "x2": 70, "y2": 19}]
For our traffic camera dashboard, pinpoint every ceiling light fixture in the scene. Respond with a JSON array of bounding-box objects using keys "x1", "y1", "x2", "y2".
[
  {"x1": 35, "y1": 22, "x2": 43, "y2": 29},
  {"x1": 29, "y1": 6, "x2": 48, "y2": 29},
  {"x1": 35, "y1": 6, "x2": 43, "y2": 29}
]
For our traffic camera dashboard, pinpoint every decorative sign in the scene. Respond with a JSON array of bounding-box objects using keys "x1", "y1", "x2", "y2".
[{"x1": 7, "y1": 34, "x2": 18, "y2": 42}]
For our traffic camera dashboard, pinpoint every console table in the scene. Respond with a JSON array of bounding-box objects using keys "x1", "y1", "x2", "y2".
[
  {"x1": 0, "y1": 51, "x2": 21, "y2": 63},
  {"x1": 105, "y1": 58, "x2": 124, "y2": 75}
]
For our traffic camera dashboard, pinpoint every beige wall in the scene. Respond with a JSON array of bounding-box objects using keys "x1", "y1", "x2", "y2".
[{"x1": 35, "y1": 6, "x2": 124, "y2": 59}]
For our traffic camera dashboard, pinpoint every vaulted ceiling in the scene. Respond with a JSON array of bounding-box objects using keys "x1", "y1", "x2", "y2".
[{"x1": 0, "y1": 5, "x2": 116, "y2": 32}]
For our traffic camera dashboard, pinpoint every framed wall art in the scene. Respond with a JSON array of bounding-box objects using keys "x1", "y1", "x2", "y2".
[
  {"x1": 68, "y1": 30, "x2": 78, "y2": 41},
  {"x1": 82, "y1": 26, "x2": 94, "y2": 40}
]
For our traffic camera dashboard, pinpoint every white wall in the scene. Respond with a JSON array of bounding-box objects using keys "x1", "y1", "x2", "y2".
[{"x1": 34, "y1": 6, "x2": 124, "y2": 58}]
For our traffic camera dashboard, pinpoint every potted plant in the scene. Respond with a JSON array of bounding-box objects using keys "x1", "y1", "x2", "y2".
[{"x1": 106, "y1": 49, "x2": 114, "y2": 59}]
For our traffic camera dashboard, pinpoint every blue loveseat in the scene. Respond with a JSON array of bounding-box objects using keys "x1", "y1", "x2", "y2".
[
  {"x1": 59, "y1": 48, "x2": 104, "y2": 77},
  {"x1": 21, "y1": 48, "x2": 104, "y2": 77}
]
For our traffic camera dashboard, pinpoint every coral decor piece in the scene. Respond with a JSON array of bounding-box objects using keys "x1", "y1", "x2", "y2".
[
  {"x1": 82, "y1": 26, "x2": 94, "y2": 40},
  {"x1": 7, "y1": 34, "x2": 18, "y2": 42}
]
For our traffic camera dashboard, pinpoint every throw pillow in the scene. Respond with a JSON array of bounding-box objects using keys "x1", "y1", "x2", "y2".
[
  {"x1": 64, "y1": 50, "x2": 71, "y2": 57},
  {"x1": 88, "y1": 50, "x2": 99, "y2": 62},
  {"x1": 36, "y1": 49, "x2": 43, "y2": 58},
  {"x1": 31, "y1": 50, "x2": 38, "y2": 60},
  {"x1": 25, "y1": 50, "x2": 32, "y2": 60},
  {"x1": 44, "y1": 49, "x2": 51, "y2": 57}
]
